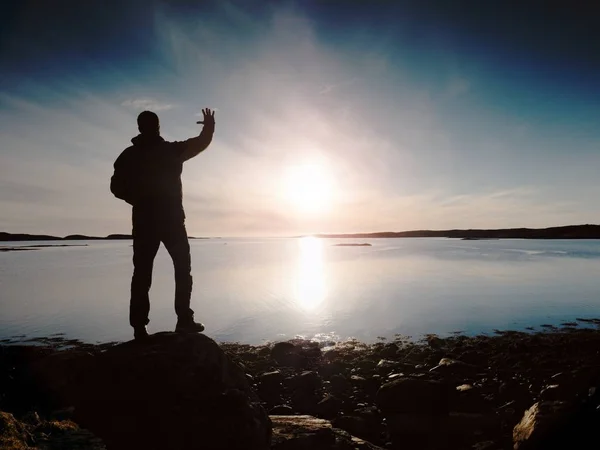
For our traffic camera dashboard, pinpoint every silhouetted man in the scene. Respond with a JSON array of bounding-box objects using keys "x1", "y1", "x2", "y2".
[{"x1": 111, "y1": 108, "x2": 216, "y2": 339}]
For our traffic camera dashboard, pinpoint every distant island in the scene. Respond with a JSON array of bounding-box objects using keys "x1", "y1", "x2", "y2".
[
  {"x1": 314, "y1": 224, "x2": 600, "y2": 240},
  {"x1": 0, "y1": 232, "x2": 210, "y2": 242}
]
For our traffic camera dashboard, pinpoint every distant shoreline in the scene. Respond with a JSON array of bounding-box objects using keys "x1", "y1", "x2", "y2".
[
  {"x1": 3, "y1": 224, "x2": 600, "y2": 241},
  {"x1": 0, "y1": 232, "x2": 214, "y2": 242}
]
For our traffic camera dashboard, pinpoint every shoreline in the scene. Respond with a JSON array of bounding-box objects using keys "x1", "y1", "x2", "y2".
[
  {"x1": 2, "y1": 323, "x2": 600, "y2": 448},
  {"x1": 2, "y1": 316, "x2": 600, "y2": 349}
]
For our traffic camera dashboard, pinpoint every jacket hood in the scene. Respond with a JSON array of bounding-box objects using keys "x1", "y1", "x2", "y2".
[{"x1": 131, "y1": 134, "x2": 165, "y2": 146}]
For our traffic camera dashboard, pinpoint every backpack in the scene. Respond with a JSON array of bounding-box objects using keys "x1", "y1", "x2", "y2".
[{"x1": 110, "y1": 153, "x2": 135, "y2": 205}]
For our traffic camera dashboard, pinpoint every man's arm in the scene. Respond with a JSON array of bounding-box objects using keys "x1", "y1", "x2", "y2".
[{"x1": 179, "y1": 108, "x2": 216, "y2": 162}]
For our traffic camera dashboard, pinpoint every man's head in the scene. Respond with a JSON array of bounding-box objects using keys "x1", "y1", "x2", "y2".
[{"x1": 137, "y1": 111, "x2": 160, "y2": 135}]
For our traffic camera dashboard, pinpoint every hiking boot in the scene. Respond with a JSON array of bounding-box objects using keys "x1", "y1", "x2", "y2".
[
  {"x1": 175, "y1": 318, "x2": 205, "y2": 333},
  {"x1": 134, "y1": 325, "x2": 149, "y2": 340}
]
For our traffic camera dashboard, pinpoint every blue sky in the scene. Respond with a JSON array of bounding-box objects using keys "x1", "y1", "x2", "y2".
[{"x1": 1, "y1": 0, "x2": 599, "y2": 236}]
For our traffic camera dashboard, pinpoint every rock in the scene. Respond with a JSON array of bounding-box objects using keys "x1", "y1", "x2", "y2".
[
  {"x1": 270, "y1": 415, "x2": 383, "y2": 450},
  {"x1": 332, "y1": 415, "x2": 369, "y2": 439},
  {"x1": 36, "y1": 332, "x2": 271, "y2": 450},
  {"x1": 376, "y1": 378, "x2": 449, "y2": 415},
  {"x1": 380, "y1": 343, "x2": 399, "y2": 358},
  {"x1": 259, "y1": 370, "x2": 285, "y2": 403},
  {"x1": 22, "y1": 410, "x2": 41, "y2": 426},
  {"x1": 36, "y1": 419, "x2": 106, "y2": 450},
  {"x1": 261, "y1": 370, "x2": 284, "y2": 385},
  {"x1": 358, "y1": 359, "x2": 377, "y2": 371},
  {"x1": 271, "y1": 405, "x2": 294, "y2": 415},
  {"x1": 0, "y1": 411, "x2": 28, "y2": 448},
  {"x1": 0, "y1": 410, "x2": 106, "y2": 450},
  {"x1": 513, "y1": 401, "x2": 572, "y2": 449},
  {"x1": 452, "y1": 384, "x2": 492, "y2": 413},
  {"x1": 446, "y1": 412, "x2": 499, "y2": 435},
  {"x1": 539, "y1": 384, "x2": 562, "y2": 401},
  {"x1": 319, "y1": 361, "x2": 347, "y2": 378},
  {"x1": 387, "y1": 373, "x2": 404, "y2": 380},
  {"x1": 271, "y1": 342, "x2": 296, "y2": 362},
  {"x1": 386, "y1": 413, "x2": 442, "y2": 435},
  {"x1": 350, "y1": 375, "x2": 367, "y2": 385},
  {"x1": 376, "y1": 359, "x2": 401, "y2": 375},
  {"x1": 316, "y1": 395, "x2": 343, "y2": 419},
  {"x1": 291, "y1": 390, "x2": 321, "y2": 415},
  {"x1": 295, "y1": 370, "x2": 323, "y2": 392},
  {"x1": 271, "y1": 342, "x2": 308, "y2": 368},
  {"x1": 429, "y1": 357, "x2": 479, "y2": 377},
  {"x1": 330, "y1": 374, "x2": 351, "y2": 395}
]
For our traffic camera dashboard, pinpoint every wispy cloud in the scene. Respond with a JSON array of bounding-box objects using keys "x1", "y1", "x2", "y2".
[{"x1": 121, "y1": 98, "x2": 175, "y2": 111}]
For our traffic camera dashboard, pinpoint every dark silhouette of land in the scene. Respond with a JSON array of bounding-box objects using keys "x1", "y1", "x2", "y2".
[
  {"x1": 0, "y1": 232, "x2": 212, "y2": 241},
  {"x1": 4, "y1": 224, "x2": 600, "y2": 242},
  {"x1": 315, "y1": 224, "x2": 600, "y2": 240}
]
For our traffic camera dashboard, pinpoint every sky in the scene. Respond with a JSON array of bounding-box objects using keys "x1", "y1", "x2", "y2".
[{"x1": 1, "y1": 0, "x2": 599, "y2": 237}]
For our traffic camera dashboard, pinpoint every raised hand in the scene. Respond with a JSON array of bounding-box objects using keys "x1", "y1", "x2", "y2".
[{"x1": 196, "y1": 108, "x2": 215, "y2": 127}]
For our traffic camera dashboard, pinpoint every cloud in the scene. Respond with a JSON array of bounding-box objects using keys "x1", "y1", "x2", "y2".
[{"x1": 121, "y1": 98, "x2": 175, "y2": 111}]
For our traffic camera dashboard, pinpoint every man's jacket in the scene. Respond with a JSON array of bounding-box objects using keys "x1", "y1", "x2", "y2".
[{"x1": 111, "y1": 131, "x2": 212, "y2": 220}]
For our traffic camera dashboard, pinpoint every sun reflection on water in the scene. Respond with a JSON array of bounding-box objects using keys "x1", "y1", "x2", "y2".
[{"x1": 293, "y1": 237, "x2": 327, "y2": 310}]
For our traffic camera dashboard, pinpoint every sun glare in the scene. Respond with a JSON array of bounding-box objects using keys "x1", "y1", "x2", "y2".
[
  {"x1": 282, "y1": 163, "x2": 333, "y2": 214},
  {"x1": 293, "y1": 236, "x2": 326, "y2": 310}
]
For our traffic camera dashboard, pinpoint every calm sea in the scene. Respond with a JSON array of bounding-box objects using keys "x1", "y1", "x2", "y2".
[{"x1": 2, "y1": 237, "x2": 600, "y2": 344}]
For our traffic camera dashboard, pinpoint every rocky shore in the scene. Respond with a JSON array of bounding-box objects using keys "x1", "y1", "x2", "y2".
[{"x1": 2, "y1": 324, "x2": 600, "y2": 449}]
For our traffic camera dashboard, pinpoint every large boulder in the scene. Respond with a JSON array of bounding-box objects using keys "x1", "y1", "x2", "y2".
[
  {"x1": 513, "y1": 401, "x2": 572, "y2": 450},
  {"x1": 35, "y1": 332, "x2": 271, "y2": 450}
]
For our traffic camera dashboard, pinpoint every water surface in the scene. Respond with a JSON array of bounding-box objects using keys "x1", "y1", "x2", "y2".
[{"x1": 1, "y1": 238, "x2": 600, "y2": 344}]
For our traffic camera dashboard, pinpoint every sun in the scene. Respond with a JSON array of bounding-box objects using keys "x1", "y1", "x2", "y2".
[{"x1": 282, "y1": 163, "x2": 333, "y2": 214}]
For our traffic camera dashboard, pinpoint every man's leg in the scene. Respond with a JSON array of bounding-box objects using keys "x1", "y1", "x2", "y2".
[
  {"x1": 130, "y1": 224, "x2": 161, "y2": 329},
  {"x1": 161, "y1": 220, "x2": 195, "y2": 323}
]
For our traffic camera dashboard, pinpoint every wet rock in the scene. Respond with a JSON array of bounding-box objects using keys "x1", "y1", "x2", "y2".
[
  {"x1": 380, "y1": 343, "x2": 399, "y2": 358},
  {"x1": 323, "y1": 350, "x2": 340, "y2": 361},
  {"x1": 37, "y1": 332, "x2": 271, "y2": 450},
  {"x1": 291, "y1": 390, "x2": 321, "y2": 415},
  {"x1": 271, "y1": 405, "x2": 294, "y2": 415},
  {"x1": 330, "y1": 374, "x2": 351, "y2": 395},
  {"x1": 513, "y1": 401, "x2": 572, "y2": 450},
  {"x1": 446, "y1": 412, "x2": 499, "y2": 435},
  {"x1": 386, "y1": 413, "x2": 443, "y2": 435},
  {"x1": 270, "y1": 415, "x2": 383, "y2": 450},
  {"x1": 452, "y1": 384, "x2": 492, "y2": 413},
  {"x1": 271, "y1": 342, "x2": 296, "y2": 362},
  {"x1": 260, "y1": 370, "x2": 284, "y2": 385},
  {"x1": 316, "y1": 395, "x2": 343, "y2": 419},
  {"x1": 319, "y1": 361, "x2": 347, "y2": 378},
  {"x1": 376, "y1": 378, "x2": 449, "y2": 415},
  {"x1": 358, "y1": 359, "x2": 377, "y2": 371},
  {"x1": 387, "y1": 373, "x2": 404, "y2": 380},
  {"x1": 22, "y1": 410, "x2": 41, "y2": 426},
  {"x1": 294, "y1": 370, "x2": 323, "y2": 392},
  {"x1": 258, "y1": 370, "x2": 285, "y2": 404},
  {"x1": 376, "y1": 359, "x2": 400, "y2": 375},
  {"x1": 0, "y1": 411, "x2": 28, "y2": 448},
  {"x1": 0, "y1": 410, "x2": 106, "y2": 450},
  {"x1": 332, "y1": 415, "x2": 369, "y2": 439},
  {"x1": 539, "y1": 384, "x2": 562, "y2": 401},
  {"x1": 350, "y1": 375, "x2": 367, "y2": 385},
  {"x1": 429, "y1": 357, "x2": 479, "y2": 377}
]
